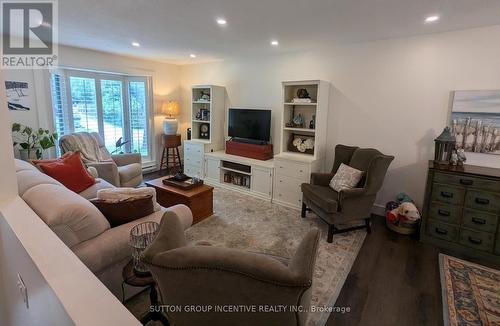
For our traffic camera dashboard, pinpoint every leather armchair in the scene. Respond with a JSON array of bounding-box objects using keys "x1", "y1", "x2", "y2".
[
  {"x1": 301, "y1": 144, "x2": 394, "y2": 242},
  {"x1": 141, "y1": 213, "x2": 320, "y2": 326},
  {"x1": 60, "y1": 132, "x2": 143, "y2": 187}
]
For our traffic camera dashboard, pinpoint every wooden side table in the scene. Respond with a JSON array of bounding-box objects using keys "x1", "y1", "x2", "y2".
[
  {"x1": 159, "y1": 134, "x2": 182, "y2": 174},
  {"x1": 122, "y1": 260, "x2": 169, "y2": 325}
]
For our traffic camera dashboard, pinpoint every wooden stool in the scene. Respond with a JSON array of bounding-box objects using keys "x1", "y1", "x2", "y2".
[{"x1": 160, "y1": 134, "x2": 182, "y2": 174}]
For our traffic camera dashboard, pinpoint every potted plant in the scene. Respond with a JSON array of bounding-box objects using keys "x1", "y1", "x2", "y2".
[{"x1": 11, "y1": 123, "x2": 58, "y2": 160}]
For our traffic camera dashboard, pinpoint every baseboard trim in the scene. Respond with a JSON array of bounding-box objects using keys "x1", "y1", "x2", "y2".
[{"x1": 371, "y1": 203, "x2": 386, "y2": 217}]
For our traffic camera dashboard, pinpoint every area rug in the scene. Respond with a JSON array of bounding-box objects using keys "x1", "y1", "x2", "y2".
[
  {"x1": 439, "y1": 254, "x2": 500, "y2": 326},
  {"x1": 126, "y1": 186, "x2": 366, "y2": 325}
]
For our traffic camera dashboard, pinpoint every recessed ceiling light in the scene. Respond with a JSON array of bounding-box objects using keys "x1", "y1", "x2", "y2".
[
  {"x1": 271, "y1": 40, "x2": 279, "y2": 46},
  {"x1": 190, "y1": 54, "x2": 197, "y2": 58},
  {"x1": 131, "y1": 42, "x2": 140, "y2": 47},
  {"x1": 216, "y1": 18, "x2": 227, "y2": 25},
  {"x1": 425, "y1": 15, "x2": 440, "y2": 23}
]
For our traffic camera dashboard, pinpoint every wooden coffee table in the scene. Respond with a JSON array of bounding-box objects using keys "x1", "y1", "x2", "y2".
[{"x1": 145, "y1": 177, "x2": 214, "y2": 225}]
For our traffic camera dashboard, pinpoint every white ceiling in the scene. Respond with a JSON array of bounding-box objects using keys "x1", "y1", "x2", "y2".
[{"x1": 59, "y1": 0, "x2": 500, "y2": 65}]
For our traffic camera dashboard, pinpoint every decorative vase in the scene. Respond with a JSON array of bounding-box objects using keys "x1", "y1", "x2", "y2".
[
  {"x1": 130, "y1": 222, "x2": 160, "y2": 276},
  {"x1": 19, "y1": 149, "x2": 38, "y2": 161},
  {"x1": 163, "y1": 118, "x2": 178, "y2": 135}
]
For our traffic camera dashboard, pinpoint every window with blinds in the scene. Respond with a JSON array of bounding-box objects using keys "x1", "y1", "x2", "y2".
[
  {"x1": 128, "y1": 80, "x2": 148, "y2": 157},
  {"x1": 101, "y1": 79, "x2": 124, "y2": 153},
  {"x1": 49, "y1": 70, "x2": 152, "y2": 160}
]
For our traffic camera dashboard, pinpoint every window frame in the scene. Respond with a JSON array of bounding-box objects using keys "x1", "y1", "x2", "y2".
[{"x1": 49, "y1": 69, "x2": 153, "y2": 163}]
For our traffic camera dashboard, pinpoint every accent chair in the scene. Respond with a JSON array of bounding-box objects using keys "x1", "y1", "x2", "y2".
[
  {"x1": 141, "y1": 214, "x2": 320, "y2": 326},
  {"x1": 60, "y1": 132, "x2": 143, "y2": 187},
  {"x1": 301, "y1": 144, "x2": 394, "y2": 242}
]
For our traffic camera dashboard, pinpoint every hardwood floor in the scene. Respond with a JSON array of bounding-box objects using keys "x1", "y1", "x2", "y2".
[
  {"x1": 326, "y1": 216, "x2": 441, "y2": 326},
  {"x1": 326, "y1": 216, "x2": 498, "y2": 326}
]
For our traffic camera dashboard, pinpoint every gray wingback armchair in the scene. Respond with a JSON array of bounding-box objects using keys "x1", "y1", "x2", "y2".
[
  {"x1": 301, "y1": 144, "x2": 394, "y2": 242},
  {"x1": 59, "y1": 132, "x2": 143, "y2": 187},
  {"x1": 141, "y1": 213, "x2": 320, "y2": 326}
]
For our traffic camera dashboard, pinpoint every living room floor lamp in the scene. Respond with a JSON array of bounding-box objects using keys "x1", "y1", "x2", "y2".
[{"x1": 162, "y1": 100, "x2": 180, "y2": 135}]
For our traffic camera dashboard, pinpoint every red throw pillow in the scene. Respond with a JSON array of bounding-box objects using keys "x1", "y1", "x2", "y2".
[{"x1": 38, "y1": 152, "x2": 95, "y2": 193}]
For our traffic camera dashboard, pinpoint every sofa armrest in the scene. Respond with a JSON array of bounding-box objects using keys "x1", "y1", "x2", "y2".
[
  {"x1": 112, "y1": 153, "x2": 142, "y2": 167},
  {"x1": 310, "y1": 173, "x2": 334, "y2": 186},
  {"x1": 87, "y1": 162, "x2": 120, "y2": 187}
]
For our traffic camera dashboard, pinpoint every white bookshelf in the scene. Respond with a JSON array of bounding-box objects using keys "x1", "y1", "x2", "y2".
[
  {"x1": 279, "y1": 80, "x2": 329, "y2": 160},
  {"x1": 274, "y1": 80, "x2": 330, "y2": 209},
  {"x1": 190, "y1": 85, "x2": 225, "y2": 145},
  {"x1": 184, "y1": 85, "x2": 225, "y2": 178}
]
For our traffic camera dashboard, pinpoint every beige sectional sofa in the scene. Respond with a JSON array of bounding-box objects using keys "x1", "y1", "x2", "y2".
[{"x1": 14, "y1": 159, "x2": 193, "y2": 299}]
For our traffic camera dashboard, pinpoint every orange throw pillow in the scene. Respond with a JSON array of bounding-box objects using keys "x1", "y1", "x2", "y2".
[{"x1": 37, "y1": 152, "x2": 95, "y2": 193}]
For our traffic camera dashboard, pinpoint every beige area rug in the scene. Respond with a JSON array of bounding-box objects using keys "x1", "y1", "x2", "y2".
[{"x1": 126, "y1": 186, "x2": 366, "y2": 325}]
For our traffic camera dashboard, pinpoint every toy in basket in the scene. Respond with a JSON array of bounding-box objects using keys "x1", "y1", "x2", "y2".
[{"x1": 385, "y1": 193, "x2": 421, "y2": 235}]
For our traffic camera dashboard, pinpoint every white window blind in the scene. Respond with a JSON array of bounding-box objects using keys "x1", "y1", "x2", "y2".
[
  {"x1": 50, "y1": 72, "x2": 68, "y2": 138},
  {"x1": 128, "y1": 80, "x2": 149, "y2": 157},
  {"x1": 69, "y1": 76, "x2": 99, "y2": 133},
  {"x1": 50, "y1": 70, "x2": 152, "y2": 161},
  {"x1": 101, "y1": 79, "x2": 124, "y2": 153}
]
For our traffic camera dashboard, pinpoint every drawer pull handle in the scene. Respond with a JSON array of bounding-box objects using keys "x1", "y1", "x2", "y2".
[
  {"x1": 468, "y1": 237, "x2": 482, "y2": 245},
  {"x1": 459, "y1": 179, "x2": 473, "y2": 186},
  {"x1": 438, "y1": 209, "x2": 450, "y2": 217},
  {"x1": 435, "y1": 228, "x2": 448, "y2": 235},
  {"x1": 475, "y1": 198, "x2": 490, "y2": 205},
  {"x1": 299, "y1": 170, "x2": 303, "y2": 173},
  {"x1": 441, "y1": 191, "x2": 453, "y2": 198},
  {"x1": 471, "y1": 217, "x2": 486, "y2": 225}
]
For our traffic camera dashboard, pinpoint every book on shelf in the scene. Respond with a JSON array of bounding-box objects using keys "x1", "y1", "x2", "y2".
[{"x1": 291, "y1": 98, "x2": 314, "y2": 104}]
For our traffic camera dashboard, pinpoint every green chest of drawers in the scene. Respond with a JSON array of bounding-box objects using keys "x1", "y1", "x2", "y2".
[{"x1": 421, "y1": 161, "x2": 500, "y2": 263}]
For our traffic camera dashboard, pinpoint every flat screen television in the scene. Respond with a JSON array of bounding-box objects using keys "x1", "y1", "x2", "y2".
[{"x1": 228, "y1": 108, "x2": 271, "y2": 143}]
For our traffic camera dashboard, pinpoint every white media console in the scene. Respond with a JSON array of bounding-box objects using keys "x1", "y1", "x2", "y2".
[{"x1": 203, "y1": 151, "x2": 274, "y2": 201}]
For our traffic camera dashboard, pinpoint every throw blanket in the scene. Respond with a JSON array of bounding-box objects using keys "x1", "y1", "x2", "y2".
[
  {"x1": 59, "y1": 132, "x2": 112, "y2": 163},
  {"x1": 97, "y1": 187, "x2": 161, "y2": 212}
]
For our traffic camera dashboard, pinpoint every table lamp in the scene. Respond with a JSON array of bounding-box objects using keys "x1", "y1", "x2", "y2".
[{"x1": 161, "y1": 100, "x2": 180, "y2": 135}]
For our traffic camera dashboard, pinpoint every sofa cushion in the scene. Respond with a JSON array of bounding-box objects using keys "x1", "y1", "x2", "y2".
[
  {"x1": 15, "y1": 158, "x2": 39, "y2": 172},
  {"x1": 37, "y1": 152, "x2": 96, "y2": 193},
  {"x1": 22, "y1": 183, "x2": 110, "y2": 247},
  {"x1": 78, "y1": 178, "x2": 115, "y2": 200},
  {"x1": 301, "y1": 184, "x2": 339, "y2": 213},
  {"x1": 16, "y1": 169, "x2": 63, "y2": 197},
  {"x1": 118, "y1": 163, "x2": 142, "y2": 183}
]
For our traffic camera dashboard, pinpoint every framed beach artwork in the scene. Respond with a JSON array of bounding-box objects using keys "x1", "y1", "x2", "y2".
[{"x1": 450, "y1": 90, "x2": 500, "y2": 155}]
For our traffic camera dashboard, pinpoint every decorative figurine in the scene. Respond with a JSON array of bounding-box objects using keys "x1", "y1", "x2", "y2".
[
  {"x1": 457, "y1": 148, "x2": 467, "y2": 165},
  {"x1": 292, "y1": 113, "x2": 304, "y2": 128},
  {"x1": 309, "y1": 114, "x2": 316, "y2": 129},
  {"x1": 200, "y1": 91, "x2": 210, "y2": 101},
  {"x1": 450, "y1": 150, "x2": 458, "y2": 166},
  {"x1": 296, "y1": 88, "x2": 310, "y2": 99}
]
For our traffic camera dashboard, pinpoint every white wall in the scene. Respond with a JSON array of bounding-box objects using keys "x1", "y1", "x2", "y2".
[
  {"x1": 7, "y1": 45, "x2": 181, "y2": 167},
  {"x1": 180, "y1": 25, "x2": 500, "y2": 209}
]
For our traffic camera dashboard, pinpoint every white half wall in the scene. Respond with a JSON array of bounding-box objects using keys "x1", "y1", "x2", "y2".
[{"x1": 180, "y1": 25, "x2": 500, "y2": 209}]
